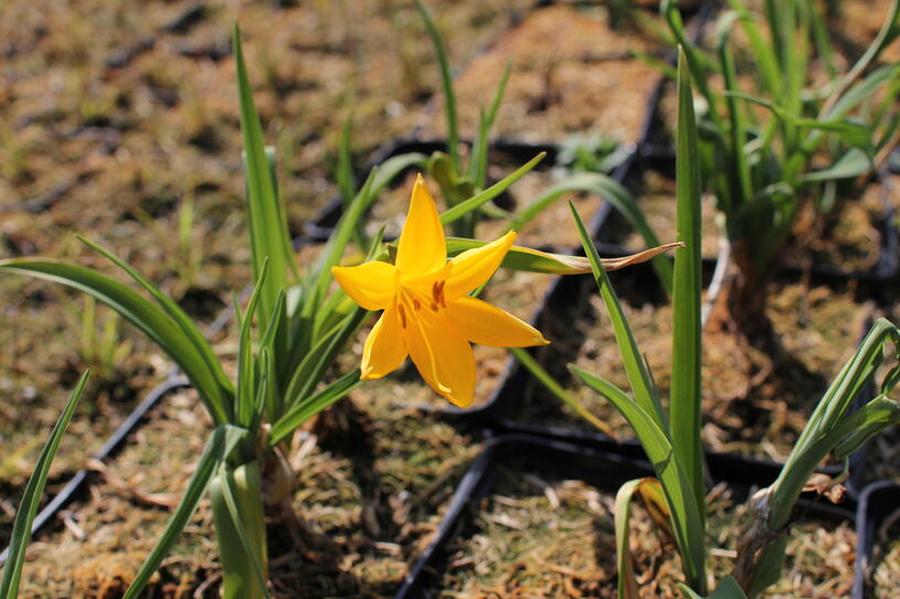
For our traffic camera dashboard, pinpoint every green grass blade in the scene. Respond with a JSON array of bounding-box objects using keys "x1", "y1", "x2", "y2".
[
  {"x1": 233, "y1": 25, "x2": 291, "y2": 330},
  {"x1": 270, "y1": 369, "x2": 362, "y2": 445},
  {"x1": 123, "y1": 425, "x2": 248, "y2": 598},
  {"x1": 0, "y1": 259, "x2": 231, "y2": 424},
  {"x1": 236, "y1": 259, "x2": 268, "y2": 428},
  {"x1": 337, "y1": 114, "x2": 367, "y2": 248},
  {"x1": 726, "y1": 1, "x2": 780, "y2": 98},
  {"x1": 569, "y1": 203, "x2": 667, "y2": 430},
  {"x1": 283, "y1": 307, "x2": 367, "y2": 410},
  {"x1": 715, "y1": 25, "x2": 752, "y2": 211},
  {"x1": 615, "y1": 479, "x2": 645, "y2": 599},
  {"x1": 678, "y1": 575, "x2": 748, "y2": 599},
  {"x1": 670, "y1": 48, "x2": 705, "y2": 521},
  {"x1": 615, "y1": 478, "x2": 672, "y2": 599},
  {"x1": 470, "y1": 62, "x2": 511, "y2": 188},
  {"x1": 0, "y1": 371, "x2": 89, "y2": 599},
  {"x1": 440, "y1": 152, "x2": 546, "y2": 226},
  {"x1": 415, "y1": 0, "x2": 460, "y2": 173},
  {"x1": 821, "y1": 0, "x2": 900, "y2": 118},
  {"x1": 797, "y1": 148, "x2": 872, "y2": 183},
  {"x1": 660, "y1": 0, "x2": 722, "y2": 130},
  {"x1": 508, "y1": 172, "x2": 673, "y2": 294},
  {"x1": 570, "y1": 366, "x2": 706, "y2": 592}
]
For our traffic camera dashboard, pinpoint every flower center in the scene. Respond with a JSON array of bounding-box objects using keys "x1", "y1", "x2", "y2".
[{"x1": 397, "y1": 279, "x2": 447, "y2": 329}]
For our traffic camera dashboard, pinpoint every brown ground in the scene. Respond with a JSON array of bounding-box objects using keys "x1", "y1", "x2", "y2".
[{"x1": 437, "y1": 4, "x2": 670, "y2": 144}]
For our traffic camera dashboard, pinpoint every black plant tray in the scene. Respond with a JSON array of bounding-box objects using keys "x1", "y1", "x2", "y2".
[
  {"x1": 0, "y1": 301, "x2": 240, "y2": 564},
  {"x1": 0, "y1": 374, "x2": 190, "y2": 565},
  {"x1": 501, "y1": 243, "x2": 878, "y2": 468},
  {"x1": 395, "y1": 433, "x2": 856, "y2": 598},
  {"x1": 853, "y1": 480, "x2": 900, "y2": 599}
]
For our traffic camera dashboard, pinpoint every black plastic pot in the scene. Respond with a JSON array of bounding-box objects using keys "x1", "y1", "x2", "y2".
[
  {"x1": 853, "y1": 480, "x2": 900, "y2": 599},
  {"x1": 396, "y1": 433, "x2": 856, "y2": 598}
]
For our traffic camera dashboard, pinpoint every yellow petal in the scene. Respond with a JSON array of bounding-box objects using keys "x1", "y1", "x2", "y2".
[
  {"x1": 444, "y1": 231, "x2": 517, "y2": 299},
  {"x1": 396, "y1": 174, "x2": 447, "y2": 277},
  {"x1": 444, "y1": 296, "x2": 549, "y2": 347},
  {"x1": 332, "y1": 261, "x2": 397, "y2": 311},
  {"x1": 402, "y1": 311, "x2": 475, "y2": 408},
  {"x1": 361, "y1": 308, "x2": 408, "y2": 380}
]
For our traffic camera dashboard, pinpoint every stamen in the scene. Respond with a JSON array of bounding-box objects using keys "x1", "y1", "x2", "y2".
[
  {"x1": 432, "y1": 280, "x2": 447, "y2": 308},
  {"x1": 413, "y1": 298, "x2": 421, "y2": 311},
  {"x1": 398, "y1": 304, "x2": 407, "y2": 329},
  {"x1": 430, "y1": 302, "x2": 438, "y2": 312}
]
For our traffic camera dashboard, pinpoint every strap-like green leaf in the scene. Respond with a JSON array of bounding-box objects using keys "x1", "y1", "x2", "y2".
[
  {"x1": 797, "y1": 148, "x2": 873, "y2": 183},
  {"x1": 615, "y1": 477, "x2": 668, "y2": 599},
  {"x1": 511, "y1": 347, "x2": 613, "y2": 437},
  {"x1": 236, "y1": 259, "x2": 268, "y2": 429},
  {"x1": 670, "y1": 48, "x2": 705, "y2": 522},
  {"x1": 0, "y1": 259, "x2": 231, "y2": 424},
  {"x1": 270, "y1": 369, "x2": 362, "y2": 445},
  {"x1": 211, "y1": 463, "x2": 270, "y2": 598},
  {"x1": 439, "y1": 152, "x2": 546, "y2": 226},
  {"x1": 337, "y1": 114, "x2": 367, "y2": 248},
  {"x1": 569, "y1": 203, "x2": 667, "y2": 430},
  {"x1": 78, "y1": 237, "x2": 233, "y2": 407},
  {"x1": 233, "y1": 25, "x2": 293, "y2": 331},
  {"x1": 509, "y1": 171, "x2": 673, "y2": 294},
  {"x1": 123, "y1": 425, "x2": 248, "y2": 598},
  {"x1": 283, "y1": 307, "x2": 367, "y2": 410},
  {"x1": 570, "y1": 366, "x2": 706, "y2": 592},
  {"x1": 414, "y1": 0, "x2": 460, "y2": 173},
  {"x1": 0, "y1": 372, "x2": 89, "y2": 599},
  {"x1": 444, "y1": 238, "x2": 682, "y2": 276},
  {"x1": 470, "y1": 62, "x2": 511, "y2": 189}
]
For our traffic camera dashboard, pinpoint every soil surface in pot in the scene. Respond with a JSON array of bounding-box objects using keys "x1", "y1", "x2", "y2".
[
  {"x1": 11, "y1": 386, "x2": 481, "y2": 598},
  {"x1": 522, "y1": 267, "x2": 873, "y2": 462},
  {"x1": 438, "y1": 466, "x2": 856, "y2": 597},
  {"x1": 423, "y1": 4, "x2": 670, "y2": 145}
]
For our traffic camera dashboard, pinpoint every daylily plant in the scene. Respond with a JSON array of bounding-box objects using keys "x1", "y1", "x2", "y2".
[{"x1": 333, "y1": 174, "x2": 548, "y2": 407}]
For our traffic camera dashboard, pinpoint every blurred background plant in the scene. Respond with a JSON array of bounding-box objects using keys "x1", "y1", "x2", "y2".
[
  {"x1": 660, "y1": 0, "x2": 898, "y2": 334},
  {"x1": 78, "y1": 296, "x2": 133, "y2": 383}
]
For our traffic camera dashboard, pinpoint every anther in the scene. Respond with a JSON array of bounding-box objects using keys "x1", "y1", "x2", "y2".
[{"x1": 398, "y1": 304, "x2": 408, "y2": 329}]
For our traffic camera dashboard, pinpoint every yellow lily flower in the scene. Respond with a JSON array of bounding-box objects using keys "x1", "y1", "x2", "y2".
[{"x1": 332, "y1": 174, "x2": 549, "y2": 408}]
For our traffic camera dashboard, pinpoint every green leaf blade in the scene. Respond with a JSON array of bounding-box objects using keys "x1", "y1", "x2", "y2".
[
  {"x1": 670, "y1": 47, "x2": 705, "y2": 527},
  {"x1": 0, "y1": 259, "x2": 231, "y2": 423},
  {"x1": 0, "y1": 372, "x2": 90, "y2": 599}
]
